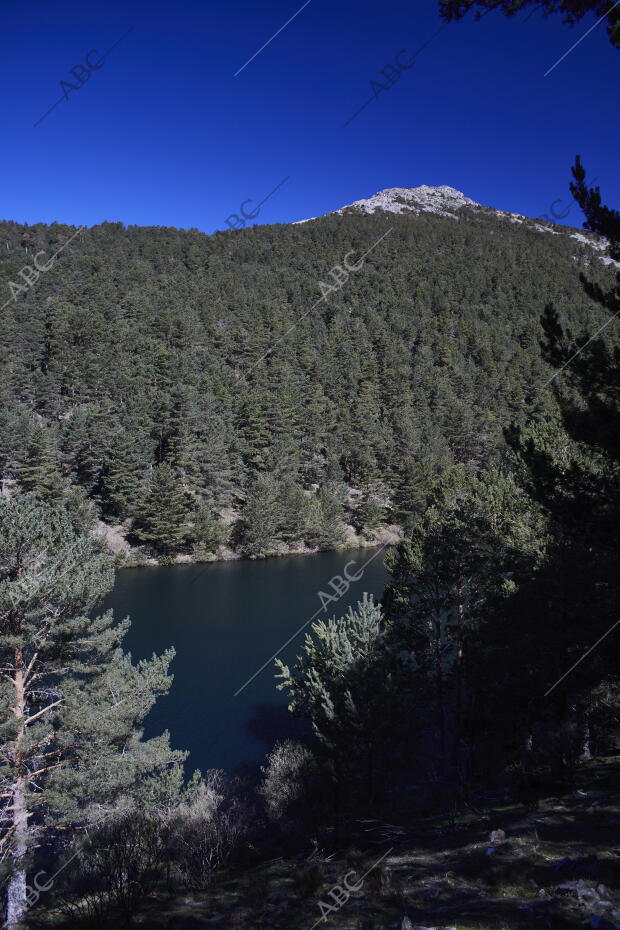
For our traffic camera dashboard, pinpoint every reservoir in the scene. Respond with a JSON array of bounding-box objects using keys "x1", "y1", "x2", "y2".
[{"x1": 104, "y1": 548, "x2": 389, "y2": 775}]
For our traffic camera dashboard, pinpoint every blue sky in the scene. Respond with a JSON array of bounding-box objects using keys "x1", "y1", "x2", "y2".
[{"x1": 2, "y1": 0, "x2": 618, "y2": 234}]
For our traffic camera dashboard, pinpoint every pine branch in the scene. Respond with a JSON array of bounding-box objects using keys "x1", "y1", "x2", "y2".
[
  {"x1": 23, "y1": 699, "x2": 62, "y2": 727},
  {"x1": 0, "y1": 825, "x2": 16, "y2": 848},
  {"x1": 28, "y1": 761, "x2": 64, "y2": 779}
]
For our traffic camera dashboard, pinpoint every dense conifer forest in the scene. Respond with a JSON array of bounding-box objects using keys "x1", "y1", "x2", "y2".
[
  {"x1": 1, "y1": 185, "x2": 619, "y2": 927},
  {"x1": 0, "y1": 206, "x2": 615, "y2": 559},
  {"x1": 2, "y1": 0, "x2": 619, "y2": 923}
]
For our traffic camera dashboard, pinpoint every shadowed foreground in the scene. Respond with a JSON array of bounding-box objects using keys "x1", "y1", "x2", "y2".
[{"x1": 38, "y1": 756, "x2": 620, "y2": 930}]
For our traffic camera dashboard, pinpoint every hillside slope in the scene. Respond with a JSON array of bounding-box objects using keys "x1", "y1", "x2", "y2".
[{"x1": 0, "y1": 196, "x2": 616, "y2": 558}]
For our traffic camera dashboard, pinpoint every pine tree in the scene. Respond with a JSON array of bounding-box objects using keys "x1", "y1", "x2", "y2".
[
  {"x1": 305, "y1": 487, "x2": 346, "y2": 550},
  {"x1": 392, "y1": 458, "x2": 437, "y2": 534},
  {"x1": 262, "y1": 371, "x2": 303, "y2": 482},
  {"x1": 190, "y1": 503, "x2": 227, "y2": 554},
  {"x1": 240, "y1": 474, "x2": 282, "y2": 555},
  {"x1": 1, "y1": 194, "x2": 616, "y2": 557},
  {"x1": 299, "y1": 385, "x2": 331, "y2": 486},
  {"x1": 196, "y1": 402, "x2": 240, "y2": 509},
  {"x1": 353, "y1": 489, "x2": 385, "y2": 538},
  {"x1": 62, "y1": 405, "x2": 108, "y2": 497},
  {"x1": 36, "y1": 299, "x2": 72, "y2": 418},
  {"x1": 236, "y1": 392, "x2": 271, "y2": 472},
  {"x1": 383, "y1": 466, "x2": 546, "y2": 768},
  {"x1": 0, "y1": 492, "x2": 185, "y2": 929},
  {"x1": 16, "y1": 422, "x2": 64, "y2": 502},
  {"x1": 338, "y1": 380, "x2": 382, "y2": 487},
  {"x1": 101, "y1": 432, "x2": 144, "y2": 520},
  {"x1": 503, "y1": 416, "x2": 619, "y2": 770},
  {"x1": 276, "y1": 594, "x2": 406, "y2": 804},
  {"x1": 439, "y1": 0, "x2": 620, "y2": 49},
  {"x1": 278, "y1": 479, "x2": 310, "y2": 544},
  {"x1": 132, "y1": 462, "x2": 192, "y2": 555},
  {"x1": 163, "y1": 387, "x2": 201, "y2": 488},
  {"x1": 0, "y1": 372, "x2": 20, "y2": 492}
]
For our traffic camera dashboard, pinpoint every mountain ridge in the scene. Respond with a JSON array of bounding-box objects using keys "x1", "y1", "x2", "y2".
[{"x1": 296, "y1": 183, "x2": 618, "y2": 266}]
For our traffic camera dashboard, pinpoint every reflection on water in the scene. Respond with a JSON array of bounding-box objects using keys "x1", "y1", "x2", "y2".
[{"x1": 104, "y1": 550, "x2": 389, "y2": 774}]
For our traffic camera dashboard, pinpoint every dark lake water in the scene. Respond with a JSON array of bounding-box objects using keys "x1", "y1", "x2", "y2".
[{"x1": 104, "y1": 548, "x2": 389, "y2": 776}]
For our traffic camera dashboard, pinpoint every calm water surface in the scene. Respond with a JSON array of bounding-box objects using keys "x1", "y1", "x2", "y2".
[{"x1": 104, "y1": 549, "x2": 389, "y2": 775}]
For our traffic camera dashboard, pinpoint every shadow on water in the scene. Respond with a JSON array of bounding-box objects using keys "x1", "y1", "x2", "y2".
[
  {"x1": 106, "y1": 550, "x2": 389, "y2": 774},
  {"x1": 245, "y1": 701, "x2": 310, "y2": 750}
]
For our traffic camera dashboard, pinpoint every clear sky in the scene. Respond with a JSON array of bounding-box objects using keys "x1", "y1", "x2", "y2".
[{"x1": 2, "y1": 0, "x2": 618, "y2": 234}]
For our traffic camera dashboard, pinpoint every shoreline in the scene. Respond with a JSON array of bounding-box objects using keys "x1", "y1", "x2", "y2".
[{"x1": 96, "y1": 520, "x2": 402, "y2": 570}]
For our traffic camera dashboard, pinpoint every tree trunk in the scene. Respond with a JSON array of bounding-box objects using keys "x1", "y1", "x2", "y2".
[
  {"x1": 434, "y1": 609, "x2": 446, "y2": 765},
  {"x1": 581, "y1": 721, "x2": 592, "y2": 759},
  {"x1": 452, "y1": 569, "x2": 465, "y2": 772},
  {"x1": 6, "y1": 648, "x2": 28, "y2": 930},
  {"x1": 6, "y1": 775, "x2": 27, "y2": 929},
  {"x1": 578, "y1": 705, "x2": 592, "y2": 759},
  {"x1": 333, "y1": 758, "x2": 341, "y2": 843}
]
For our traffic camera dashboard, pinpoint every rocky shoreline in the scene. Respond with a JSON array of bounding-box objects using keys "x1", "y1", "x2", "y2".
[{"x1": 95, "y1": 519, "x2": 402, "y2": 569}]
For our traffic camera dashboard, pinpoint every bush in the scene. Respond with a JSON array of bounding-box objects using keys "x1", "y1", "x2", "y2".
[
  {"x1": 58, "y1": 812, "x2": 164, "y2": 928},
  {"x1": 259, "y1": 740, "x2": 317, "y2": 823},
  {"x1": 166, "y1": 770, "x2": 248, "y2": 890}
]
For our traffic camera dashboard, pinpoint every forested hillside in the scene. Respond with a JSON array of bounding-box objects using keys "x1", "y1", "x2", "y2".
[{"x1": 0, "y1": 204, "x2": 615, "y2": 559}]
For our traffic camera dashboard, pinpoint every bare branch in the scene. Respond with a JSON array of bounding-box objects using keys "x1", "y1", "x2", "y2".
[{"x1": 23, "y1": 699, "x2": 62, "y2": 727}]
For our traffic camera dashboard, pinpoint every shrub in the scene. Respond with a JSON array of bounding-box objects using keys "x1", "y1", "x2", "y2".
[
  {"x1": 166, "y1": 770, "x2": 248, "y2": 890},
  {"x1": 59, "y1": 812, "x2": 164, "y2": 928},
  {"x1": 259, "y1": 740, "x2": 316, "y2": 823}
]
